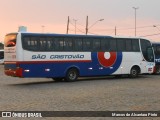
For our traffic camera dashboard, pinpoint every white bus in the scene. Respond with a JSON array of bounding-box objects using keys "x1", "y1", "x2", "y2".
[
  {"x1": 0, "y1": 49, "x2": 4, "y2": 64},
  {"x1": 152, "y1": 42, "x2": 160, "y2": 74},
  {"x1": 4, "y1": 32, "x2": 155, "y2": 81}
]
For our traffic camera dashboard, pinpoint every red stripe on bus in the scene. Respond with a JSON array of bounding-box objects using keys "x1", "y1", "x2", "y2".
[{"x1": 5, "y1": 60, "x2": 92, "y2": 64}]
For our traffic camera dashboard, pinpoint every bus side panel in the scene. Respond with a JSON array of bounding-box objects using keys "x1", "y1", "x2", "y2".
[
  {"x1": 90, "y1": 52, "x2": 123, "y2": 75},
  {"x1": 19, "y1": 63, "x2": 64, "y2": 77},
  {"x1": 19, "y1": 62, "x2": 92, "y2": 78},
  {"x1": 120, "y1": 52, "x2": 143, "y2": 74},
  {"x1": 19, "y1": 52, "x2": 123, "y2": 78}
]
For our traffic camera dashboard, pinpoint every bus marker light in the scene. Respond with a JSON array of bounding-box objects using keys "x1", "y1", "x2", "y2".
[
  {"x1": 24, "y1": 70, "x2": 30, "y2": 72},
  {"x1": 110, "y1": 67, "x2": 113, "y2": 69},
  {"x1": 45, "y1": 69, "x2": 50, "y2": 72},
  {"x1": 88, "y1": 67, "x2": 93, "y2": 70},
  {"x1": 99, "y1": 67, "x2": 103, "y2": 70}
]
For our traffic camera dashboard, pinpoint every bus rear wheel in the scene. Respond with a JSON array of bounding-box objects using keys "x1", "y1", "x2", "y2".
[{"x1": 65, "y1": 68, "x2": 79, "y2": 82}]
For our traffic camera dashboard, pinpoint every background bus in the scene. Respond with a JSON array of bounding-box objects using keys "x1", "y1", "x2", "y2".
[
  {"x1": 152, "y1": 42, "x2": 160, "y2": 74},
  {"x1": 4, "y1": 32, "x2": 155, "y2": 81},
  {"x1": 0, "y1": 49, "x2": 4, "y2": 64}
]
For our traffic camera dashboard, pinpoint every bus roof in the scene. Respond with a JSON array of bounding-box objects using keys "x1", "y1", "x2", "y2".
[
  {"x1": 20, "y1": 32, "x2": 113, "y2": 38},
  {"x1": 6, "y1": 32, "x2": 147, "y2": 40}
]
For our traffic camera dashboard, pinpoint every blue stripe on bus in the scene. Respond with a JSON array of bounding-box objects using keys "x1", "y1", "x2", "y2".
[{"x1": 4, "y1": 52, "x2": 123, "y2": 78}]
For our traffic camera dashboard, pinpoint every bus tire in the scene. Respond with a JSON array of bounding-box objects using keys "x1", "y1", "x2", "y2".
[
  {"x1": 130, "y1": 67, "x2": 139, "y2": 78},
  {"x1": 65, "y1": 68, "x2": 79, "y2": 82}
]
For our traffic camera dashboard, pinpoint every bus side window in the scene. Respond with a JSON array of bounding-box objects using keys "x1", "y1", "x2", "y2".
[
  {"x1": 31, "y1": 37, "x2": 39, "y2": 51},
  {"x1": 39, "y1": 37, "x2": 46, "y2": 51},
  {"x1": 117, "y1": 39, "x2": 126, "y2": 51},
  {"x1": 23, "y1": 37, "x2": 30, "y2": 50},
  {"x1": 53, "y1": 38, "x2": 57, "y2": 50},
  {"x1": 132, "y1": 39, "x2": 140, "y2": 52},
  {"x1": 59, "y1": 39, "x2": 64, "y2": 51},
  {"x1": 101, "y1": 38, "x2": 109, "y2": 51},
  {"x1": 83, "y1": 38, "x2": 92, "y2": 51},
  {"x1": 24, "y1": 37, "x2": 39, "y2": 51},
  {"x1": 74, "y1": 38, "x2": 82, "y2": 51},
  {"x1": 126, "y1": 39, "x2": 132, "y2": 51},
  {"x1": 109, "y1": 38, "x2": 117, "y2": 51},
  {"x1": 54, "y1": 37, "x2": 64, "y2": 51},
  {"x1": 64, "y1": 38, "x2": 73, "y2": 51},
  {"x1": 46, "y1": 37, "x2": 54, "y2": 51},
  {"x1": 93, "y1": 39, "x2": 100, "y2": 51}
]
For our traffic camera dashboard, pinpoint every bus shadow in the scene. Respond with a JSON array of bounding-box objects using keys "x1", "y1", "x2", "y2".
[
  {"x1": 8, "y1": 75, "x2": 148, "y2": 86},
  {"x1": 8, "y1": 80, "x2": 59, "y2": 86},
  {"x1": 79, "y1": 75, "x2": 147, "y2": 81}
]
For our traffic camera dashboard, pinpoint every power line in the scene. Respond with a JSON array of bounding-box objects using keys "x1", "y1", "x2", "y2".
[
  {"x1": 69, "y1": 21, "x2": 85, "y2": 34},
  {"x1": 94, "y1": 24, "x2": 160, "y2": 32},
  {"x1": 140, "y1": 33, "x2": 160, "y2": 37},
  {"x1": 66, "y1": 16, "x2": 160, "y2": 39}
]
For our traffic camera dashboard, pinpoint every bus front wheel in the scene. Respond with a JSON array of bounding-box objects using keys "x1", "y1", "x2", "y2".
[
  {"x1": 65, "y1": 68, "x2": 79, "y2": 82},
  {"x1": 130, "y1": 67, "x2": 139, "y2": 78}
]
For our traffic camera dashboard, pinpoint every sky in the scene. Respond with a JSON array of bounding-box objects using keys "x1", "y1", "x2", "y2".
[{"x1": 0, "y1": 0, "x2": 160, "y2": 42}]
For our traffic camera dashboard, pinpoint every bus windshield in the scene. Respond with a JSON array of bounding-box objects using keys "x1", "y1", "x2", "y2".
[
  {"x1": 4, "y1": 34, "x2": 17, "y2": 47},
  {"x1": 0, "y1": 50, "x2": 4, "y2": 59},
  {"x1": 140, "y1": 39, "x2": 154, "y2": 62}
]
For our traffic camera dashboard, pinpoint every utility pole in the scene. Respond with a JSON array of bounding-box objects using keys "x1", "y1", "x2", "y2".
[
  {"x1": 73, "y1": 19, "x2": 78, "y2": 34},
  {"x1": 133, "y1": 7, "x2": 139, "y2": 36},
  {"x1": 85, "y1": 16, "x2": 104, "y2": 35},
  {"x1": 66, "y1": 16, "x2": 70, "y2": 34},
  {"x1": 86, "y1": 16, "x2": 88, "y2": 35},
  {"x1": 115, "y1": 26, "x2": 117, "y2": 36}
]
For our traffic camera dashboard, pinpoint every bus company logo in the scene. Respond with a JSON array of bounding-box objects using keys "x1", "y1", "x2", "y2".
[
  {"x1": 98, "y1": 52, "x2": 117, "y2": 67},
  {"x1": 97, "y1": 52, "x2": 122, "y2": 73}
]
